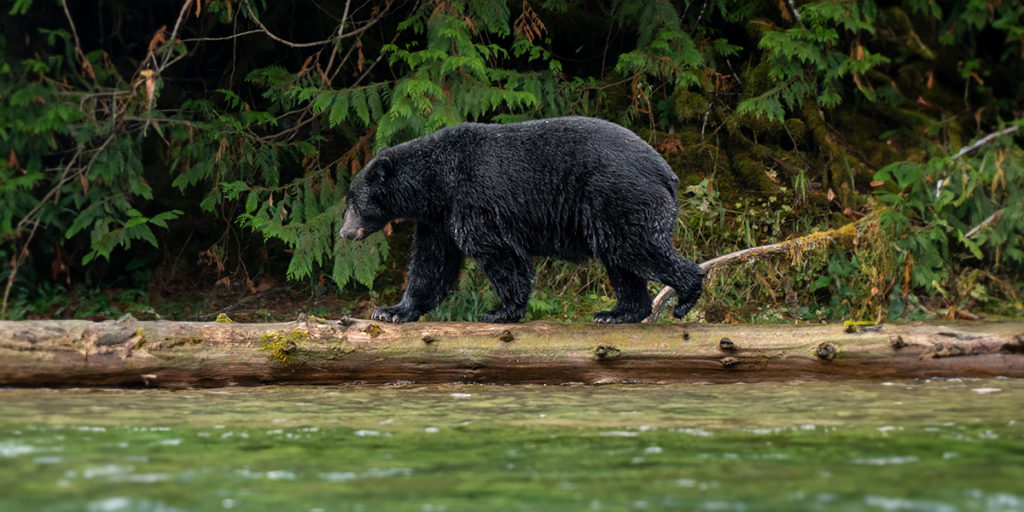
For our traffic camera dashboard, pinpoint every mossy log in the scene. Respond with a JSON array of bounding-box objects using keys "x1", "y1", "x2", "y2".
[{"x1": 1, "y1": 316, "x2": 1022, "y2": 388}]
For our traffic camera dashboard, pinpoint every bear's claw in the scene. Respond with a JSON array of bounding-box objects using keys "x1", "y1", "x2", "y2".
[
  {"x1": 481, "y1": 308, "x2": 523, "y2": 323},
  {"x1": 673, "y1": 283, "x2": 703, "y2": 320},
  {"x1": 593, "y1": 309, "x2": 649, "y2": 324},
  {"x1": 371, "y1": 306, "x2": 420, "y2": 324}
]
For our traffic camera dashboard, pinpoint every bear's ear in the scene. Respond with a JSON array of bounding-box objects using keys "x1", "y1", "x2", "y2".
[{"x1": 368, "y1": 154, "x2": 395, "y2": 183}]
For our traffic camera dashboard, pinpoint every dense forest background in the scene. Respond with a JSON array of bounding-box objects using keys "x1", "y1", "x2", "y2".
[{"x1": 1, "y1": 0, "x2": 1021, "y2": 322}]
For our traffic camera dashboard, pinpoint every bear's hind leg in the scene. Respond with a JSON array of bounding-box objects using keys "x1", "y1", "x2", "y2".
[
  {"x1": 630, "y1": 248, "x2": 704, "y2": 321},
  {"x1": 594, "y1": 264, "x2": 651, "y2": 324},
  {"x1": 672, "y1": 271, "x2": 704, "y2": 320},
  {"x1": 475, "y1": 251, "x2": 533, "y2": 323}
]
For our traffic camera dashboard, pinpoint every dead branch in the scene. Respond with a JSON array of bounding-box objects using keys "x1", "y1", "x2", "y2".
[
  {"x1": 159, "y1": 0, "x2": 195, "y2": 70},
  {"x1": 785, "y1": 0, "x2": 803, "y2": 23},
  {"x1": 965, "y1": 208, "x2": 1003, "y2": 239},
  {"x1": 645, "y1": 222, "x2": 861, "y2": 323},
  {"x1": 1, "y1": 144, "x2": 87, "y2": 315},
  {"x1": 240, "y1": 0, "x2": 384, "y2": 49},
  {"x1": 950, "y1": 125, "x2": 1020, "y2": 161},
  {"x1": 61, "y1": 0, "x2": 95, "y2": 81},
  {"x1": 179, "y1": 29, "x2": 264, "y2": 43}
]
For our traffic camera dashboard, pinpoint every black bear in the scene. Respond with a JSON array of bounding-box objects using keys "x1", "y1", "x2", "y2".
[{"x1": 339, "y1": 116, "x2": 704, "y2": 324}]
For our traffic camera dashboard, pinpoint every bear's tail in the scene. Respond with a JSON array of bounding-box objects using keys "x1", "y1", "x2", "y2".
[{"x1": 654, "y1": 159, "x2": 679, "y2": 197}]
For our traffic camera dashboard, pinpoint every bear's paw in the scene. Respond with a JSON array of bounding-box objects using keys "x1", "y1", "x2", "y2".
[
  {"x1": 480, "y1": 308, "x2": 523, "y2": 324},
  {"x1": 371, "y1": 306, "x2": 421, "y2": 324},
  {"x1": 593, "y1": 309, "x2": 649, "y2": 324}
]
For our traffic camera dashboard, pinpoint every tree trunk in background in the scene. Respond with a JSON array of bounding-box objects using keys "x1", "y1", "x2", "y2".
[{"x1": 2, "y1": 317, "x2": 1022, "y2": 388}]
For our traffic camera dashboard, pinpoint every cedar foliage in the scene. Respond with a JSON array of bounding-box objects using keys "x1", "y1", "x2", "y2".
[{"x1": 1, "y1": 0, "x2": 1022, "y2": 320}]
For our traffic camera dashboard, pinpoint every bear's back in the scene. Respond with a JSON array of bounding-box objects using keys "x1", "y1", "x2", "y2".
[
  {"x1": 441, "y1": 117, "x2": 676, "y2": 194},
  {"x1": 431, "y1": 117, "x2": 679, "y2": 259}
]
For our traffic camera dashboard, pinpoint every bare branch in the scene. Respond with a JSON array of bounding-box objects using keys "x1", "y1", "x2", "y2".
[
  {"x1": 179, "y1": 29, "x2": 264, "y2": 43},
  {"x1": 937, "y1": 123, "x2": 1020, "y2": 198},
  {"x1": 160, "y1": 0, "x2": 195, "y2": 70},
  {"x1": 322, "y1": 0, "x2": 353, "y2": 83},
  {"x1": 965, "y1": 209, "x2": 1003, "y2": 239},
  {"x1": 644, "y1": 223, "x2": 862, "y2": 323},
  {"x1": 61, "y1": 0, "x2": 95, "y2": 82},
  {"x1": 2, "y1": 144, "x2": 86, "y2": 314},
  {"x1": 243, "y1": 0, "x2": 349, "y2": 48},
  {"x1": 785, "y1": 0, "x2": 803, "y2": 23},
  {"x1": 950, "y1": 125, "x2": 1020, "y2": 161}
]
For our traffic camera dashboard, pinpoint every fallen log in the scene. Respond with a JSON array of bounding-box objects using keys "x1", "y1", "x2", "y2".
[{"x1": 1, "y1": 316, "x2": 1022, "y2": 388}]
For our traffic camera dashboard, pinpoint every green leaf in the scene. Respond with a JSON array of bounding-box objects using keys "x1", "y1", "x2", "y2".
[
  {"x1": 312, "y1": 91, "x2": 334, "y2": 114},
  {"x1": 149, "y1": 210, "x2": 183, "y2": 228},
  {"x1": 955, "y1": 230, "x2": 984, "y2": 260},
  {"x1": 328, "y1": 92, "x2": 349, "y2": 127},
  {"x1": 124, "y1": 216, "x2": 149, "y2": 229},
  {"x1": 352, "y1": 88, "x2": 371, "y2": 126},
  {"x1": 8, "y1": 0, "x2": 33, "y2": 16},
  {"x1": 736, "y1": 96, "x2": 785, "y2": 124},
  {"x1": 132, "y1": 224, "x2": 158, "y2": 248}
]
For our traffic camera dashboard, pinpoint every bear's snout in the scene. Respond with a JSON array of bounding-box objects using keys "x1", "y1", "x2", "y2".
[
  {"x1": 339, "y1": 210, "x2": 368, "y2": 241},
  {"x1": 339, "y1": 225, "x2": 367, "y2": 241}
]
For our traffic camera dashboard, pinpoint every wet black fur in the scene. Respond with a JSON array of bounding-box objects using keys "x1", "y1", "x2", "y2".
[{"x1": 340, "y1": 116, "x2": 704, "y2": 324}]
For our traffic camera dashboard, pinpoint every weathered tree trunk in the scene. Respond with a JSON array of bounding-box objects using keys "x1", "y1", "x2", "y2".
[{"x1": 1, "y1": 316, "x2": 1022, "y2": 388}]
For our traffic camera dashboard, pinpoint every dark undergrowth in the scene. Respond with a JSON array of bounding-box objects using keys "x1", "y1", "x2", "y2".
[{"x1": 2, "y1": 1, "x2": 1022, "y2": 323}]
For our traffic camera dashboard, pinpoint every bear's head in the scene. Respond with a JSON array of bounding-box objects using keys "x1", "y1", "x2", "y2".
[{"x1": 339, "y1": 149, "x2": 396, "y2": 241}]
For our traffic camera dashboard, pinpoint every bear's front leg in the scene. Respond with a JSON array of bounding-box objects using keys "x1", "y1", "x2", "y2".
[
  {"x1": 475, "y1": 251, "x2": 534, "y2": 323},
  {"x1": 371, "y1": 224, "x2": 462, "y2": 323}
]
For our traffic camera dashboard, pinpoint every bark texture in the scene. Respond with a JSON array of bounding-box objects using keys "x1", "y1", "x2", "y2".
[{"x1": 2, "y1": 316, "x2": 1022, "y2": 388}]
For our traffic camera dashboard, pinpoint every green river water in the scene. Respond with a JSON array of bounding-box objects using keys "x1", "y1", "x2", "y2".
[{"x1": 1, "y1": 379, "x2": 1022, "y2": 511}]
